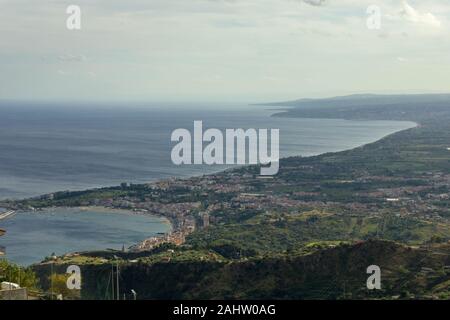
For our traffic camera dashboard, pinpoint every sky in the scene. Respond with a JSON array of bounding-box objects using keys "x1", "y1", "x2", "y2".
[{"x1": 0, "y1": 0, "x2": 450, "y2": 103}]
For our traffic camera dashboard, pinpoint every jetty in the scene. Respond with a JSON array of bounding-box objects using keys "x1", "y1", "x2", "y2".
[{"x1": 0, "y1": 210, "x2": 15, "y2": 220}]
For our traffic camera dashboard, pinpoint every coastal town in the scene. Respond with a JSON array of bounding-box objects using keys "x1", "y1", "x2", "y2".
[{"x1": 1, "y1": 153, "x2": 449, "y2": 254}]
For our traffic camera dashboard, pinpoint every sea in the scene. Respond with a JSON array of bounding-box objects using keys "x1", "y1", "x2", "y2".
[{"x1": 0, "y1": 102, "x2": 416, "y2": 265}]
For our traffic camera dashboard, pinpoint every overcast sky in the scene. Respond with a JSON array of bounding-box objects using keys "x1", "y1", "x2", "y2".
[{"x1": 0, "y1": 0, "x2": 449, "y2": 103}]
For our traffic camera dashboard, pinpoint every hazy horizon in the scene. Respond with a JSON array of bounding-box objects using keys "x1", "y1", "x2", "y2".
[{"x1": 2, "y1": 91, "x2": 450, "y2": 107}]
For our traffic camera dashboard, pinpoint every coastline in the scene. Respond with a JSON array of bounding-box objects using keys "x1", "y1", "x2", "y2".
[
  {"x1": 92, "y1": 113, "x2": 421, "y2": 251},
  {"x1": 0, "y1": 112, "x2": 420, "y2": 261},
  {"x1": 0, "y1": 107, "x2": 417, "y2": 202},
  {"x1": 76, "y1": 205, "x2": 175, "y2": 251},
  {"x1": 121, "y1": 114, "x2": 417, "y2": 252},
  {"x1": 0, "y1": 206, "x2": 174, "y2": 266}
]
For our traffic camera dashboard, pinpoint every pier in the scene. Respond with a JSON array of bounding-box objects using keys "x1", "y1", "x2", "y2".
[{"x1": 0, "y1": 210, "x2": 15, "y2": 220}]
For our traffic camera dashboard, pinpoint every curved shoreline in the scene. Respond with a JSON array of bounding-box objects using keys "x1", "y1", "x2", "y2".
[
  {"x1": 0, "y1": 108, "x2": 417, "y2": 202},
  {"x1": 2, "y1": 206, "x2": 173, "y2": 266},
  {"x1": 0, "y1": 111, "x2": 420, "y2": 263}
]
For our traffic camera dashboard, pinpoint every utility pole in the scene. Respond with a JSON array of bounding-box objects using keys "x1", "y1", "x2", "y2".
[
  {"x1": 111, "y1": 264, "x2": 114, "y2": 300},
  {"x1": 50, "y1": 253, "x2": 57, "y2": 300},
  {"x1": 116, "y1": 260, "x2": 120, "y2": 300},
  {"x1": 50, "y1": 262, "x2": 53, "y2": 300},
  {"x1": 343, "y1": 280, "x2": 347, "y2": 299},
  {"x1": 9, "y1": 268, "x2": 12, "y2": 300}
]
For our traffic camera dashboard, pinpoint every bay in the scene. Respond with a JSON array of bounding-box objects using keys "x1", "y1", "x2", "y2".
[{"x1": 0, "y1": 102, "x2": 416, "y2": 265}]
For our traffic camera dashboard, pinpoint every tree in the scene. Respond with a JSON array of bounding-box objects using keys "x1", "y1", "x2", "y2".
[
  {"x1": 48, "y1": 273, "x2": 80, "y2": 300},
  {"x1": 0, "y1": 259, "x2": 38, "y2": 289}
]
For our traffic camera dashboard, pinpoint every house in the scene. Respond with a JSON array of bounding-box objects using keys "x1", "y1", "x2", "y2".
[{"x1": 0, "y1": 282, "x2": 28, "y2": 300}]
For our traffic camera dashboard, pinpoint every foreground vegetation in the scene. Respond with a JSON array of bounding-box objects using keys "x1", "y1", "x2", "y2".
[{"x1": 0, "y1": 259, "x2": 38, "y2": 289}]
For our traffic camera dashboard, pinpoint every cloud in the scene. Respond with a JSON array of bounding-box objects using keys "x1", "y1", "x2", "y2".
[
  {"x1": 302, "y1": 0, "x2": 327, "y2": 6},
  {"x1": 58, "y1": 54, "x2": 88, "y2": 63},
  {"x1": 2, "y1": 0, "x2": 450, "y2": 101},
  {"x1": 57, "y1": 69, "x2": 69, "y2": 76},
  {"x1": 400, "y1": 1, "x2": 441, "y2": 27}
]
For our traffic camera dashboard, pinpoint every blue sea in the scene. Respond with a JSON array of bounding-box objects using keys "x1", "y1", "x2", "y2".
[
  {"x1": 0, "y1": 102, "x2": 416, "y2": 265},
  {"x1": 0, "y1": 208, "x2": 171, "y2": 265},
  {"x1": 0, "y1": 102, "x2": 416, "y2": 200}
]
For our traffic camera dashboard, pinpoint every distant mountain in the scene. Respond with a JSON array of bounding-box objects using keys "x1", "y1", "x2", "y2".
[
  {"x1": 260, "y1": 93, "x2": 450, "y2": 122},
  {"x1": 260, "y1": 93, "x2": 450, "y2": 107}
]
